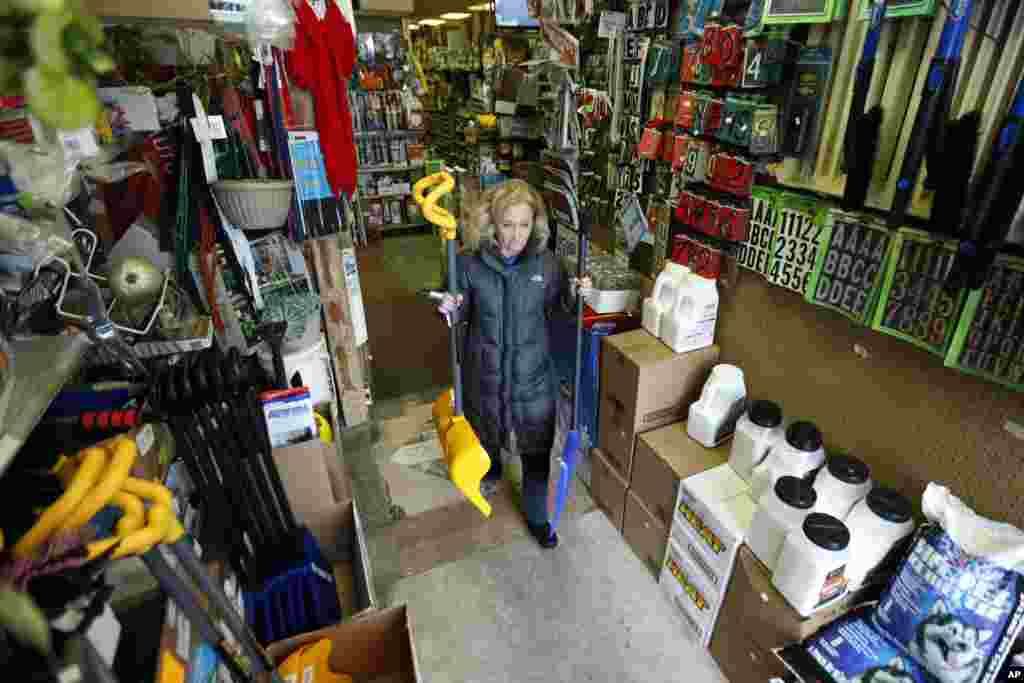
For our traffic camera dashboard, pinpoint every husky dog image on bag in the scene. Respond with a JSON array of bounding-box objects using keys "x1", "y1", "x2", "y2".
[{"x1": 908, "y1": 601, "x2": 992, "y2": 683}]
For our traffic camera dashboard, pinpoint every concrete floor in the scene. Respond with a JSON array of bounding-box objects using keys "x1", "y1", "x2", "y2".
[{"x1": 346, "y1": 232, "x2": 728, "y2": 683}]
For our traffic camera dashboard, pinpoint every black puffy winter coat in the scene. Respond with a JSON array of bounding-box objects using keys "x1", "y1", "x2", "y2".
[{"x1": 456, "y1": 239, "x2": 569, "y2": 455}]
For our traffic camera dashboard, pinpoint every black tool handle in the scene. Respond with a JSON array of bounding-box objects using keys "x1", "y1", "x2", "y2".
[
  {"x1": 572, "y1": 216, "x2": 589, "y2": 433},
  {"x1": 448, "y1": 238, "x2": 465, "y2": 416}
]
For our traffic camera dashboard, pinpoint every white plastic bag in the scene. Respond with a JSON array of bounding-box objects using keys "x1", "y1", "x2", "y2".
[{"x1": 245, "y1": 0, "x2": 296, "y2": 50}]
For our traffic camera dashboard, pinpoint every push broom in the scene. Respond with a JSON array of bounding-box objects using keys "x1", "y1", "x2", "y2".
[{"x1": 414, "y1": 171, "x2": 493, "y2": 518}]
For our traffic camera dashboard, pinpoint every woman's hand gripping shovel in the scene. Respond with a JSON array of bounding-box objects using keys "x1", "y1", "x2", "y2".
[{"x1": 413, "y1": 171, "x2": 492, "y2": 518}]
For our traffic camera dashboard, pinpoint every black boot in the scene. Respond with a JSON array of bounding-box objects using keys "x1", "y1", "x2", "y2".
[{"x1": 527, "y1": 521, "x2": 558, "y2": 549}]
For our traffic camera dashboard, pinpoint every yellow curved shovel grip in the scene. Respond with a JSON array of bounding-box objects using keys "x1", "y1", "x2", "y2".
[
  {"x1": 13, "y1": 447, "x2": 107, "y2": 558},
  {"x1": 60, "y1": 437, "x2": 137, "y2": 532},
  {"x1": 88, "y1": 504, "x2": 172, "y2": 560},
  {"x1": 413, "y1": 172, "x2": 457, "y2": 239},
  {"x1": 112, "y1": 491, "x2": 145, "y2": 536}
]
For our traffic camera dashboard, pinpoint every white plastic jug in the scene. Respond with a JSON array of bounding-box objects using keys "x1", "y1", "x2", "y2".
[
  {"x1": 642, "y1": 261, "x2": 690, "y2": 338},
  {"x1": 729, "y1": 400, "x2": 784, "y2": 482},
  {"x1": 749, "y1": 421, "x2": 826, "y2": 501},
  {"x1": 660, "y1": 273, "x2": 719, "y2": 353},
  {"x1": 687, "y1": 364, "x2": 746, "y2": 448}
]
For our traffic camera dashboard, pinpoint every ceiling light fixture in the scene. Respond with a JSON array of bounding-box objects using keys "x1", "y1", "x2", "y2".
[
  {"x1": 467, "y1": 2, "x2": 491, "y2": 9},
  {"x1": 408, "y1": 22, "x2": 419, "y2": 29},
  {"x1": 419, "y1": 18, "x2": 446, "y2": 26},
  {"x1": 440, "y1": 11, "x2": 471, "y2": 19}
]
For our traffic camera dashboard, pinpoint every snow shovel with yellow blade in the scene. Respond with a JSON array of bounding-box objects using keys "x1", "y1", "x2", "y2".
[{"x1": 414, "y1": 171, "x2": 492, "y2": 518}]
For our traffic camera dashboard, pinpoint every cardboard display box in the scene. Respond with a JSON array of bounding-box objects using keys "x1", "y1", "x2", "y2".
[
  {"x1": 661, "y1": 463, "x2": 756, "y2": 649},
  {"x1": 590, "y1": 448, "x2": 628, "y2": 531},
  {"x1": 661, "y1": 537, "x2": 723, "y2": 647},
  {"x1": 632, "y1": 421, "x2": 729, "y2": 529},
  {"x1": 268, "y1": 606, "x2": 421, "y2": 683},
  {"x1": 599, "y1": 330, "x2": 719, "y2": 479},
  {"x1": 622, "y1": 490, "x2": 669, "y2": 578}
]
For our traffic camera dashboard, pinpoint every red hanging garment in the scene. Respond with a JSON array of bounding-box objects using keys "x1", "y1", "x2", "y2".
[{"x1": 288, "y1": 0, "x2": 358, "y2": 198}]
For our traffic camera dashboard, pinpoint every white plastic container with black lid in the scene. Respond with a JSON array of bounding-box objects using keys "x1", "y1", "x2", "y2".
[
  {"x1": 844, "y1": 487, "x2": 915, "y2": 590},
  {"x1": 812, "y1": 454, "x2": 872, "y2": 520},
  {"x1": 747, "y1": 475, "x2": 817, "y2": 572},
  {"x1": 749, "y1": 421, "x2": 826, "y2": 501},
  {"x1": 729, "y1": 399, "x2": 784, "y2": 482},
  {"x1": 773, "y1": 512, "x2": 851, "y2": 617}
]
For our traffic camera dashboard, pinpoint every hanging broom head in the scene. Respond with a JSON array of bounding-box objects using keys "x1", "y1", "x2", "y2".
[
  {"x1": 842, "y1": 106, "x2": 883, "y2": 212},
  {"x1": 929, "y1": 111, "x2": 981, "y2": 237}
]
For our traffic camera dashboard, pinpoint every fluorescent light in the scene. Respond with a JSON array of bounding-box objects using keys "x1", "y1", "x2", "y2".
[
  {"x1": 420, "y1": 18, "x2": 446, "y2": 26},
  {"x1": 467, "y1": 3, "x2": 491, "y2": 10},
  {"x1": 408, "y1": 22, "x2": 419, "y2": 29},
  {"x1": 441, "y1": 12, "x2": 471, "y2": 19}
]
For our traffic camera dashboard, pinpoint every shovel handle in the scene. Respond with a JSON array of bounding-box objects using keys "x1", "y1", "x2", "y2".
[{"x1": 414, "y1": 172, "x2": 457, "y2": 239}]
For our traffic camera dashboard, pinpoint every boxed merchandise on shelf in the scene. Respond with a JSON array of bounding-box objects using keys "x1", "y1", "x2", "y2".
[
  {"x1": 622, "y1": 490, "x2": 669, "y2": 577},
  {"x1": 598, "y1": 329, "x2": 719, "y2": 479}
]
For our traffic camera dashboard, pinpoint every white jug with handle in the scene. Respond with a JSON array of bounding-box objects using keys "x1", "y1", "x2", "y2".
[
  {"x1": 659, "y1": 272, "x2": 718, "y2": 353},
  {"x1": 642, "y1": 261, "x2": 690, "y2": 338},
  {"x1": 687, "y1": 364, "x2": 746, "y2": 448}
]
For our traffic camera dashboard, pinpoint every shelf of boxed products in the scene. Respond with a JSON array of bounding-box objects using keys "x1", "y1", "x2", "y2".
[
  {"x1": 0, "y1": 333, "x2": 91, "y2": 480},
  {"x1": 357, "y1": 162, "x2": 425, "y2": 174},
  {"x1": 353, "y1": 129, "x2": 422, "y2": 137}
]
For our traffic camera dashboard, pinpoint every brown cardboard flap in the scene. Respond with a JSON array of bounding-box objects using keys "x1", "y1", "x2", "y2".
[
  {"x1": 622, "y1": 491, "x2": 669, "y2": 577},
  {"x1": 632, "y1": 422, "x2": 728, "y2": 527},
  {"x1": 272, "y1": 439, "x2": 335, "y2": 526},
  {"x1": 598, "y1": 395, "x2": 636, "y2": 480},
  {"x1": 268, "y1": 606, "x2": 420, "y2": 682},
  {"x1": 590, "y1": 448, "x2": 628, "y2": 531}
]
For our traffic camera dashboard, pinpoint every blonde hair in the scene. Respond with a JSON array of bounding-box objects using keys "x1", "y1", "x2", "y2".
[{"x1": 464, "y1": 179, "x2": 550, "y2": 252}]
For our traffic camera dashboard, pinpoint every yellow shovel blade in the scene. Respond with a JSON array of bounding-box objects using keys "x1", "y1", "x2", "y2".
[{"x1": 432, "y1": 389, "x2": 492, "y2": 517}]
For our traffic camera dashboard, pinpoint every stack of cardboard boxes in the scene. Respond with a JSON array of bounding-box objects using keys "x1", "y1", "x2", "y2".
[
  {"x1": 589, "y1": 328, "x2": 857, "y2": 673},
  {"x1": 588, "y1": 329, "x2": 719, "y2": 570}
]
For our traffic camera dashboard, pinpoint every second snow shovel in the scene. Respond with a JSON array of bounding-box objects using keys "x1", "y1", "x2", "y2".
[
  {"x1": 549, "y1": 210, "x2": 589, "y2": 535},
  {"x1": 414, "y1": 171, "x2": 492, "y2": 518}
]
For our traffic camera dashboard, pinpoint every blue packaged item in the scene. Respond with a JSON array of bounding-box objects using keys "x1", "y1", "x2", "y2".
[{"x1": 804, "y1": 608, "x2": 931, "y2": 683}]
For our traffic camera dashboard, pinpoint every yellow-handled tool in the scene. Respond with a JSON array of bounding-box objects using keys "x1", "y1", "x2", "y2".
[{"x1": 413, "y1": 172, "x2": 492, "y2": 517}]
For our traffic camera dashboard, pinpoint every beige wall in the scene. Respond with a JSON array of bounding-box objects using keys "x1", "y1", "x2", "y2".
[{"x1": 715, "y1": 273, "x2": 1024, "y2": 528}]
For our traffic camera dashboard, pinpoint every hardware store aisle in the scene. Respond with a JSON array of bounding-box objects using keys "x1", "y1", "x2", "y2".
[
  {"x1": 390, "y1": 510, "x2": 727, "y2": 683},
  {"x1": 351, "y1": 233, "x2": 726, "y2": 682}
]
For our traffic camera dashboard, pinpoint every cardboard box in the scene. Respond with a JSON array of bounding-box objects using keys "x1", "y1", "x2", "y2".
[
  {"x1": 590, "y1": 448, "x2": 628, "y2": 531},
  {"x1": 623, "y1": 490, "x2": 669, "y2": 577},
  {"x1": 671, "y1": 464, "x2": 756, "y2": 595},
  {"x1": 714, "y1": 546, "x2": 861, "y2": 655},
  {"x1": 632, "y1": 421, "x2": 728, "y2": 528},
  {"x1": 599, "y1": 331, "x2": 719, "y2": 479},
  {"x1": 271, "y1": 438, "x2": 376, "y2": 615},
  {"x1": 660, "y1": 537, "x2": 722, "y2": 647},
  {"x1": 267, "y1": 606, "x2": 421, "y2": 683},
  {"x1": 709, "y1": 609, "x2": 787, "y2": 683}
]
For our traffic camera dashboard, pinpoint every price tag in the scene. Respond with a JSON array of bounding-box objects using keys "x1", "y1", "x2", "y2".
[
  {"x1": 190, "y1": 115, "x2": 219, "y2": 184},
  {"x1": 598, "y1": 11, "x2": 626, "y2": 38},
  {"x1": 206, "y1": 115, "x2": 228, "y2": 140}
]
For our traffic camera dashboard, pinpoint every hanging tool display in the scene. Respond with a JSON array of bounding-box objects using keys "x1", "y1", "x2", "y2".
[
  {"x1": 415, "y1": 171, "x2": 493, "y2": 518},
  {"x1": 841, "y1": 0, "x2": 887, "y2": 211},
  {"x1": 945, "y1": 79, "x2": 1024, "y2": 291},
  {"x1": 3, "y1": 435, "x2": 283, "y2": 683},
  {"x1": 889, "y1": 0, "x2": 975, "y2": 228}
]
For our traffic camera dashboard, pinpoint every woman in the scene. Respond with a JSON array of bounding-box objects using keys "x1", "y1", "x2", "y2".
[{"x1": 438, "y1": 179, "x2": 589, "y2": 549}]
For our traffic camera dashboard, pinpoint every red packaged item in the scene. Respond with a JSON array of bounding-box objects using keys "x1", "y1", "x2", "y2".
[
  {"x1": 697, "y1": 198, "x2": 720, "y2": 236},
  {"x1": 720, "y1": 26, "x2": 744, "y2": 69},
  {"x1": 672, "y1": 234, "x2": 724, "y2": 280},
  {"x1": 638, "y1": 126, "x2": 663, "y2": 160},
  {"x1": 715, "y1": 202, "x2": 751, "y2": 242},
  {"x1": 676, "y1": 91, "x2": 699, "y2": 130},
  {"x1": 708, "y1": 152, "x2": 755, "y2": 197},
  {"x1": 674, "y1": 190, "x2": 699, "y2": 225},
  {"x1": 702, "y1": 24, "x2": 723, "y2": 66},
  {"x1": 712, "y1": 62, "x2": 743, "y2": 89},
  {"x1": 661, "y1": 131, "x2": 676, "y2": 163},
  {"x1": 703, "y1": 97, "x2": 725, "y2": 135},
  {"x1": 671, "y1": 135, "x2": 689, "y2": 170}
]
